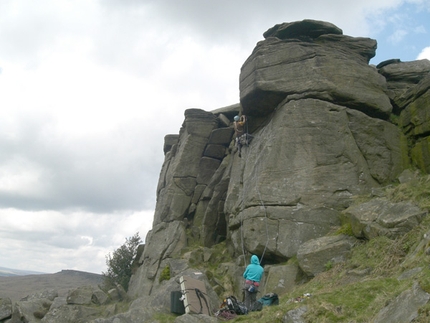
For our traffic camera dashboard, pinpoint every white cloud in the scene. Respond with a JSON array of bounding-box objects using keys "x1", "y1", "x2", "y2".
[
  {"x1": 0, "y1": 208, "x2": 153, "y2": 273},
  {"x1": 417, "y1": 47, "x2": 430, "y2": 60},
  {"x1": 388, "y1": 29, "x2": 408, "y2": 44}
]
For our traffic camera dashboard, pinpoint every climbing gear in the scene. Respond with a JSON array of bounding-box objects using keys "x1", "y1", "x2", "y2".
[
  {"x1": 221, "y1": 296, "x2": 248, "y2": 315},
  {"x1": 179, "y1": 275, "x2": 211, "y2": 315},
  {"x1": 215, "y1": 308, "x2": 237, "y2": 320}
]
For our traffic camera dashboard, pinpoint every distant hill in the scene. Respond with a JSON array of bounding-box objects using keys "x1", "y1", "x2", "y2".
[
  {"x1": 0, "y1": 266, "x2": 46, "y2": 277},
  {"x1": 0, "y1": 269, "x2": 103, "y2": 302}
]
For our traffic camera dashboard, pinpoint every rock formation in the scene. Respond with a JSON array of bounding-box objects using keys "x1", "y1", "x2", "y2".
[
  {"x1": 2, "y1": 19, "x2": 430, "y2": 323},
  {"x1": 128, "y1": 19, "x2": 425, "y2": 300},
  {"x1": 124, "y1": 19, "x2": 430, "y2": 322}
]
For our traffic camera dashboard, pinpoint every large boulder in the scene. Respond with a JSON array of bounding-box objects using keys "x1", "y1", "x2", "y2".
[
  {"x1": 240, "y1": 20, "x2": 391, "y2": 119},
  {"x1": 378, "y1": 59, "x2": 430, "y2": 110},
  {"x1": 343, "y1": 198, "x2": 427, "y2": 239},
  {"x1": 263, "y1": 264, "x2": 302, "y2": 296},
  {"x1": 128, "y1": 221, "x2": 187, "y2": 298},
  {"x1": 297, "y1": 235, "x2": 357, "y2": 276},
  {"x1": 11, "y1": 289, "x2": 58, "y2": 323},
  {"x1": 67, "y1": 286, "x2": 95, "y2": 305},
  {"x1": 378, "y1": 59, "x2": 430, "y2": 172},
  {"x1": 41, "y1": 304, "x2": 101, "y2": 323},
  {"x1": 283, "y1": 306, "x2": 308, "y2": 323},
  {"x1": 0, "y1": 297, "x2": 12, "y2": 321},
  {"x1": 373, "y1": 282, "x2": 430, "y2": 323},
  {"x1": 263, "y1": 19, "x2": 342, "y2": 39},
  {"x1": 399, "y1": 74, "x2": 430, "y2": 136},
  {"x1": 397, "y1": 73, "x2": 430, "y2": 172}
]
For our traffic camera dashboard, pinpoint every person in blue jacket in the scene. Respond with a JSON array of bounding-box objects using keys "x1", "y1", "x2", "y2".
[{"x1": 243, "y1": 254, "x2": 264, "y2": 310}]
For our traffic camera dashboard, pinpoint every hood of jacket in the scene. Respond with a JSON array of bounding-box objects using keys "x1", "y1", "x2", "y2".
[{"x1": 251, "y1": 255, "x2": 260, "y2": 265}]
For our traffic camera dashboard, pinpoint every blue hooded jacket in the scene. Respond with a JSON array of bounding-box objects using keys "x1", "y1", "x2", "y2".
[{"x1": 243, "y1": 255, "x2": 264, "y2": 282}]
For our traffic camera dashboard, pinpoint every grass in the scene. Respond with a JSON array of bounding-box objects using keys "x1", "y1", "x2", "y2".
[{"x1": 385, "y1": 173, "x2": 430, "y2": 210}]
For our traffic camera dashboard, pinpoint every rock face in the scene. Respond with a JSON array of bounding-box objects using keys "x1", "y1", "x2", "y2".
[
  {"x1": 127, "y1": 19, "x2": 429, "y2": 303},
  {"x1": 240, "y1": 19, "x2": 391, "y2": 119}
]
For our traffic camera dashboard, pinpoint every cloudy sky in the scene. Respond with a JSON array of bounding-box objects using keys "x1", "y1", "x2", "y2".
[{"x1": 0, "y1": 0, "x2": 429, "y2": 275}]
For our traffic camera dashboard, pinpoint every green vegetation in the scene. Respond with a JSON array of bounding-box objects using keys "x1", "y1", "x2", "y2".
[
  {"x1": 152, "y1": 313, "x2": 179, "y2": 322},
  {"x1": 334, "y1": 223, "x2": 354, "y2": 236},
  {"x1": 324, "y1": 260, "x2": 333, "y2": 271},
  {"x1": 385, "y1": 172, "x2": 430, "y2": 209},
  {"x1": 102, "y1": 232, "x2": 142, "y2": 291},
  {"x1": 159, "y1": 265, "x2": 171, "y2": 283}
]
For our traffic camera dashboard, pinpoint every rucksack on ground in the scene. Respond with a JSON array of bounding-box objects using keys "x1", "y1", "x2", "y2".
[
  {"x1": 250, "y1": 300, "x2": 263, "y2": 311},
  {"x1": 258, "y1": 293, "x2": 279, "y2": 306},
  {"x1": 222, "y1": 296, "x2": 248, "y2": 315}
]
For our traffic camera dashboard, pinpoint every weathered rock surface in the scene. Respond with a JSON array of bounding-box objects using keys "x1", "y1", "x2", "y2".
[
  {"x1": 67, "y1": 285, "x2": 96, "y2": 305},
  {"x1": 283, "y1": 305, "x2": 308, "y2": 323},
  {"x1": 378, "y1": 59, "x2": 430, "y2": 173},
  {"x1": 0, "y1": 298, "x2": 12, "y2": 321},
  {"x1": 263, "y1": 264, "x2": 302, "y2": 296},
  {"x1": 373, "y1": 282, "x2": 430, "y2": 323},
  {"x1": 10, "y1": 289, "x2": 57, "y2": 323},
  {"x1": 344, "y1": 198, "x2": 427, "y2": 239},
  {"x1": 378, "y1": 59, "x2": 430, "y2": 110},
  {"x1": 41, "y1": 304, "x2": 101, "y2": 323},
  {"x1": 296, "y1": 235, "x2": 357, "y2": 276},
  {"x1": 240, "y1": 19, "x2": 391, "y2": 119}
]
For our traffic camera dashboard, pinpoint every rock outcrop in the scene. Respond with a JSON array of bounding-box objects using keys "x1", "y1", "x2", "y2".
[
  {"x1": 3, "y1": 19, "x2": 430, "y2": 323},
  {"x1": 128, "y1": 19, "x2": 426, "y2": 304}
]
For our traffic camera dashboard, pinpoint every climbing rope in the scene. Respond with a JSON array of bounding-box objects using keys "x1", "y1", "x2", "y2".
[
  {"x1": 237, "y1": 115, "x2": 270, "y2": 266},
  {"x1": 182, "y1": 288, "x2": 211, "y2": 315},
  {"x1": 256, "y1": 185, "x2": 270, "y2": 264}
]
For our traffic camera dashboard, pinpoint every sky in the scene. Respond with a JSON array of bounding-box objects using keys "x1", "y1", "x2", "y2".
[{"x1": 0, "y1": 0, "x2": 429, "y2": 275}]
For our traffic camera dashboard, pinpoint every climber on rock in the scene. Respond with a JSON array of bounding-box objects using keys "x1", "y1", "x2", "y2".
[{"x1": 234, "y1": 115, "x2": 246, "y2": 157}]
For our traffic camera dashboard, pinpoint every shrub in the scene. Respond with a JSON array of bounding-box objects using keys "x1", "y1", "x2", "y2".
[{"x1": 102, "y1": 232, "x2": 141, "y2": 291}]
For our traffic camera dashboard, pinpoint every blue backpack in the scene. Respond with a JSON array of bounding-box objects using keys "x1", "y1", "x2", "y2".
[{"x1": 258, "y1": 293, "x2": 279, "y2": 306}]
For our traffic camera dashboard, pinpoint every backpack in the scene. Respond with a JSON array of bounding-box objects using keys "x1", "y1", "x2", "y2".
[
  {"x1": 250, "y1": 300, "x2": 263, "y2": 311},
  {"x1": 224, "y1": 296, "x2": 248, "y2": 315},
  {"x1": 258, "y1": 293, "x2": 279, "y2": 306}
]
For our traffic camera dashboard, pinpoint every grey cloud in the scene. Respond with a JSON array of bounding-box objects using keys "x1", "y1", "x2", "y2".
[
  {"x1": 0, "y1": 1, "x2": 67, "y2": 63},
  {"x1": 0, "y1": 115, "x2": 162, "y2": 213}
]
